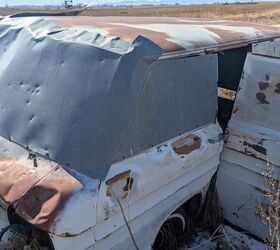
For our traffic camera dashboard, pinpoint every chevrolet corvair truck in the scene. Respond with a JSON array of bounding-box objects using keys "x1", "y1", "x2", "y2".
[{"x1": 0, "y1": 15, "x2": 279, "y2": 250}]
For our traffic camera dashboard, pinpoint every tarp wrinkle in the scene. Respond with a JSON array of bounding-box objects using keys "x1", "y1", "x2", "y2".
[{"x1": 0, "y1": 16, "x2": 217, "y2": 179}]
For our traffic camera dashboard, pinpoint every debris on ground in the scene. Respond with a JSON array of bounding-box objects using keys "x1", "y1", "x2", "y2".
[{"x1": 181, "y1": 225, "x2": 271, "y2": 250}]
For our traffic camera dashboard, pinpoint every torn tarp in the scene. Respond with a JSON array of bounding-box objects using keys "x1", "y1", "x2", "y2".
[{"x1": 0, "y1": 17, "x2": 217, "y2": 179}]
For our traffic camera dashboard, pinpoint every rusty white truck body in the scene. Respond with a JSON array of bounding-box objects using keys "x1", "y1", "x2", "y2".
[
  {"x1": 0, "y1": 15, "x2": 279, "y2": 249},
  {"x1": 216, "y1": 43, "x2": 280, "y2": 241}
]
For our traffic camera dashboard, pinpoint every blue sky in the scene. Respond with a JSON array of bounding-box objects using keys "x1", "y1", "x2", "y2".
[{"x1": 1, "y1": 0, "x2": 279, "y2": 7}]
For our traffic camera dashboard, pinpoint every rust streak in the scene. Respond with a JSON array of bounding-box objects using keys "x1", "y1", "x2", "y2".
[{"x1": 47, "y1": 16, "x2": 280, "y2": 53}]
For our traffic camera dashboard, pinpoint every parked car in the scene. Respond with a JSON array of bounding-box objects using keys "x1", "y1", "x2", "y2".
[{"x1": 0, "y1": 15, "x2": 279, "y2": 250}]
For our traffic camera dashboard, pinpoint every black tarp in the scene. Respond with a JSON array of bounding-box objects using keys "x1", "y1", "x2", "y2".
[{"x1": 0, "y1": 17, "x2": 218, "y2": 179}]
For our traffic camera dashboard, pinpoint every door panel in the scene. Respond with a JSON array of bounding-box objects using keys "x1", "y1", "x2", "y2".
[
  {"x1": 94, "y1": 54, "x2": 222, "y2": 249},
  {"x1": 217, "y1": 52, "x2": 280, "y2": 239},
  {"x1": 95, "y1": 124, "x2": 223, "y2": 249}
]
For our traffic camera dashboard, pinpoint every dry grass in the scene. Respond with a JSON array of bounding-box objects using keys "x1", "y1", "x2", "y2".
[
  {"x1": 258, "y1": 163, "x2": 280, "y2": 249},
  {"x1": 2, "y1": 2, "x2": 280, "y2": 25},
  {"x1": 80, "y1": 2, "x2": 280, "y2": 25}
]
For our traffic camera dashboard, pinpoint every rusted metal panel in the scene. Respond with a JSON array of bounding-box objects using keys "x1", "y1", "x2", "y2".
[
  {"x1": 47, "y1": 16, "x2": 280, "y2": 53},
  {"x1": 15, "y1": 166, "x2": 82, "y2": 231},
  {"x1": 0, "y1": 157, "x2": 57, "y2": 206},
  {"x1": 48, "y1": 124, "x2": 222, "y2": 249},
  {"x1": 0, "y1": 124, "x2": 221, "y2": 250},
  {"x1": 105, "y1": 170, "x2": 132, "y2": 198},
  {"x1": 172, "y1": 134, "x2": 201, "y2": 155},
  {"x1": 217, "y1": 53, "x2": 280, "y2": 239},
  {"x1": 217, "y1": 150, "x2": 274, "y2": 238},
  {"x1": 230, "y1": 53, "x2": 280, "y2": 133},
  {"x1": 95, "y1": 124, "x2": 223, "y2": 249},
  {"x1": 226, "y1": 125, "x2": 280, "y2": 166},
  {"x1": 0, "y1": 135, "x2": 99, "y2": 237}
]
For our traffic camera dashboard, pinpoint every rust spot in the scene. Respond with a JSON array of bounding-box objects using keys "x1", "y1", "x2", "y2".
[
  {"x1": 258, "y1": 81, "x2": 269, "y2": 91},
  {"x1": 106, "y1": 188, "x2": 112, "y2": 197},
  {"x1": 172, "y1": 134, "x2": 201, "y2": 155},
  {"x1": 122, "y1": 191, "x2": 130, "y2": 199},
  {"x1": 106, "y1": 170, "x2": 133, "y2": 199},
  {"x1": 275, "y1": 83, "x2": 280, "y2": 94},
  {"x1": 256, "y1": 92, "x2": 270, "y2": 104},
  {"x1": 106, "y1": 170, "x2": 131, "y2": 186}
]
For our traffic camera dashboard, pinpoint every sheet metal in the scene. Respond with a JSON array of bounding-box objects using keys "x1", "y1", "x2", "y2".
[
  {"x1": 252, "y1": 38, "x2": 280, "y2": 58},
  {"x1": 0, "y1": 17, "x2": 217, "y2": 179},
  {"x1": 95, "y1": 124, "x2": 223, "y2": 249},
  {"x1": 0, "y1": 135, "x2": 100, "y2": 234},
  {"x1": 217, "y1": 53, "x2": 280, "y2": 239},
  {"x1": 46, "y1": 16, "x2": 280, "y2": 53},
  {"x1": 230, "y1": 53, "x2": 280, "y2": 134}
]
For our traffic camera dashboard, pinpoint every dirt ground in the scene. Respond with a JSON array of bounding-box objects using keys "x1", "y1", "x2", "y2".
[{"x1": 2, "y1": 2, "x2": 280, "y2": 25}]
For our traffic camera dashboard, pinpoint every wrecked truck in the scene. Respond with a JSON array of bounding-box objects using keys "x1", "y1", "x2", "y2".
[{"x1": 0, "y1": 15, "x2": 279, "y2": 249}]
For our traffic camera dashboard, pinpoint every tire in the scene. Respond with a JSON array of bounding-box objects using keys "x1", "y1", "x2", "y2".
[
  {"x1": 0, "y1": 223, "x2": 53, "y2": 250},
  {"x1": 153, "y1": 208, "x2": 188, "y2": 250},
  {"x1": 0, "y1": 224, "x2": 30, "y2": 250}
]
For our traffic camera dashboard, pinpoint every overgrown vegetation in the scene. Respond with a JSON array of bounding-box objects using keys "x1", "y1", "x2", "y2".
[{"x1": 259, "y1": 162, "x2": 280, "y2": 249}]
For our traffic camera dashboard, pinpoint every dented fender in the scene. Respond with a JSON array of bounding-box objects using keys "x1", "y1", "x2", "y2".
[{"x1": 0, "y1": 135, "x2": 99, "y2": 237}]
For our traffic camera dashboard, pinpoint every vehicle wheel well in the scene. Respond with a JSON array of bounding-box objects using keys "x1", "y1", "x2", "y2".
[
  {"x1": 181, "y1": 193, "x2": 203, "y2": 218},
  {"x1": 152, "y1": 192, "x2": 203, "y2": 249},
  {"x1": 0, "y1": 205, "x2": 54, "y2": 250}
]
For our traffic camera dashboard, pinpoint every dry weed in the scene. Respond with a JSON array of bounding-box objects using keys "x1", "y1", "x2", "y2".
[{"x1": 259, "y1": 162, "x2": 280, "y2": 249}]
